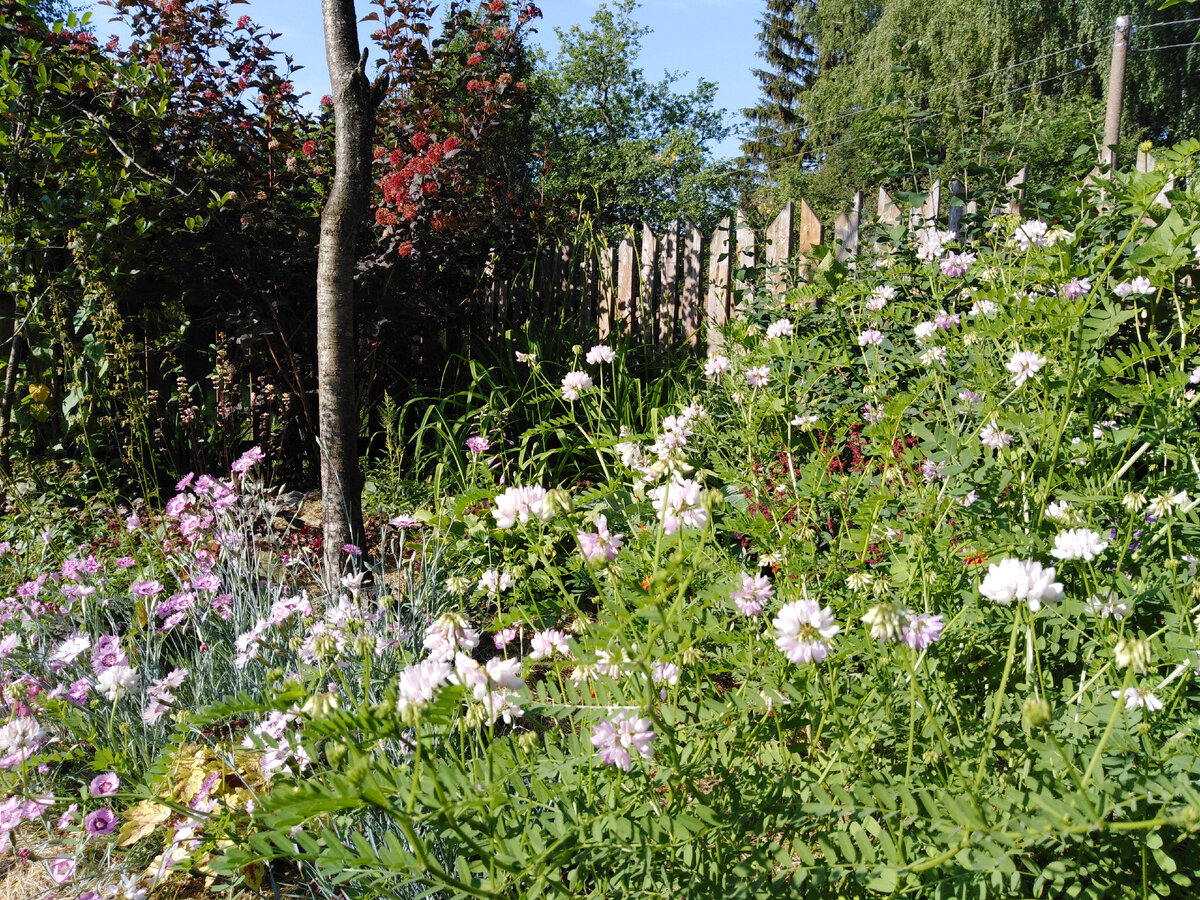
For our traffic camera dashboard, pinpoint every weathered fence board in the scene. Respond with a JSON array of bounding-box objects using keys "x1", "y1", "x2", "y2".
[
  {"x1": 706, "y1": 216, "x2": 731, "y2": 352},
  {"x1": 639, "y1": 223, "x2": 658, "y2": 344},
  {"x1": 735, "y1": 208, "x2": 755, "y2": 294},
  {"x1": 682, "y1": 222, "x2": 702, "y2": 349},
  {"x1": 476, "y1": 158, "x2": 1180, "y2": 355},
  {"x1": 835, "y1": 191, "x2": 862, "y2": 262},
  {"x1": 616, "y1": 235, "x2": 636, "y2": 336},
  {"x1": 658, "y1": 221, "x2": 679, "y2": 349}
]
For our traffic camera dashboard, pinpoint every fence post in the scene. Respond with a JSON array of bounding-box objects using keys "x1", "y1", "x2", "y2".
[
  {"x1": 682, "y1": 222, "x2": 703, "y2": 351},
  {"x1": 908, "y1": 180, "x2": 940, "y2": 230},
  {"x1": 735, "y1": 208, "x2": 756, "y2": 295},
  {"x1": 597, "y1": 241, "x2": 615, "y2": 342},
  {"x1": 581, "y1": 248, "x2": 596, "y2": 334},
  {"x1": 558, "y1": 242, "x2": 573, "y2": 319},
  {"x1": 835, "y1": 191, "x2": 862, "y2": 263},
  {"x1": 616, "y1": 233, "x2": 636, "y2": 336},
  {"x1": 766, "y1": 201, "x2": 794, "y2": 297},
  {"x1": 948, "y1": 179, "x2": 966, "y2": 237},
  {"x1": 877, "y1": 187, "x2": 901, "y2": 226},
  {"x1": 1102, "y1": 14, "x2": 1133, "y2": 170},
  {"x1": 658, "y1": 221, "x2": 680, "y2": 349},
  {"x1": 706, "y1": 217, "x2": 732, "y2": 353},
  {"x1": 639, "y1": 223, "x2": 659, "y2": 344},
  {"x1": 1006, "y1": 165, "x2": 1028, "y2": 217},
  {"x1": 1137, "y1": 148, "x2": 1174, "y2": 207},
  {"x1": 797, "y1": 199, "x2": 823, "y2": 285}
]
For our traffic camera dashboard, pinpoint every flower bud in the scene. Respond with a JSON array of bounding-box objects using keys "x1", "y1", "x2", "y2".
[
  {"x1": 302, "y1": 691, "x2": 340, "y2": 718},
  {"x1": 1022, "y1": 696, "x2": 1051, "y2": 730},
  {"x1": 1114, "y1": 637, "x2": 1151, "y2": 674}
]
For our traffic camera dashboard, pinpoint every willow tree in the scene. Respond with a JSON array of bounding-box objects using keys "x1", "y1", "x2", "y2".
[
  {"x1": 317, "y1": 0, "x2": 385, "y2": 578},
  {"x1": 749, "y1": 0, "x2": 1200, "y2": 220}
]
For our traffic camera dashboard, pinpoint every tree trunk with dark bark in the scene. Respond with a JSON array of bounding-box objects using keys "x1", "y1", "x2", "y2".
[{"x1": 316, "y1": 0, "x2": 379, "y2": 581}]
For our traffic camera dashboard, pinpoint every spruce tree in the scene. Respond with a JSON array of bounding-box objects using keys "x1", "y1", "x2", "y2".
[{"x1": 742, "y1": 0, "x2": 817, "y2": 173}]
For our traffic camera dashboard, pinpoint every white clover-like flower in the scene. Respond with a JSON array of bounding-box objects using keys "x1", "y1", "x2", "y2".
[
  {"x1": 1045, "y1": 500, "x2": 1077, "y2": 524},
  {"x1": 0, "y1": 717, "x2": 45, "y2": 754},
  {"x1": 969, "y1": 298, "x2": 998, "y2": 317},
  {"x1": 704, "y1": 353, "x2": 731, "y2": 381},
  {"x1": 1006, "y1": 349, "x2": 1045, "y2": 387},
  {"x1": 561, "y1": 370, "x2": 593, "y2": 401},
  {"x1": 920, "y1": 347, "x2": 947, "y2": 367},
  {"x1": 858, "y1": 328, "x2": 883, "y2": 347},
  {"x1": 1084, "y1": 591, "x2": 1131, "y2": 621},
  {"x1": 492, "y1": 485, "x2": 553, "y2": 529},
  {"x1": 423, "y1": 612, "x2": 480, "y2": 661},
  {"x1": 585, "y1": 345, "x2": 615, "y2": 365},
  {"x1": 1113, "y1": 686, "x2": 1162, "y2": 711},
  {"x1": 648, "y1": 477, "x2": 707, "y2": 534},
  {"x1": 483, "y1": 657, "x2": 525, "y2": 693},
  {"x1": 478, "y1": 569, "x2": 513, "y2": 594},
  {"x1": 730, "y1": 572, "x2": 773, "y2": 616},
  {"x1": 1114, "y1": 276, "x2": 1154, "y2": 297},
  {"x1": 913, "y1": 321, "x2": 937, "y2": 342},
  {"x1": 914, "y1": 227, "x2": 952, "y2": 262},
  {"x1": 1148, "y1": 490, "x2": 1188, "y2": 518},
  {"x1": 978, "y1": 558, "x2": 1063, "y2": 612},
  {"x1": 397, "y1": 658, "x2": 453, "y2": 713},
  {"x1": 766, "y1": 318, "x2": 793, "y2": 340},
  {"x1": 591, "y1": 712, "x2": 655, "y2": 770},
  {"x1": 866, "y1": 285, "x2": 894, "y2": 310},
  {"x1": 861, "y1": 602, "x2": 906, "y2": 643},
  {"x1": 96, "y1": 665, "x2": 139, "y2": 702},
  {"x1": 1051, "y1": 528, "x2": 1108, "y2": 562},
  {"x1": 1114, "y1": 637, "x2": 1151, "y2": 674},
  {"x1": 1011, "y1": 219, "x2": 1049, "y2": 251},
  {"x1": 980, "y1": 422, "x2": 1012, "y2": 449},
  {"x1": 773, "y1": 599, "x2": 840, "y2": 664},
  {"x1": 528, "y1": 628, "x2": 571, "y2": 661},
  {"x1": 745, "y1": 365, "x2": 770, "y2": 388}
]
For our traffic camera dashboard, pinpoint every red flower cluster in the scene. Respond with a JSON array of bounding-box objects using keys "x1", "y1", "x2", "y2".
[{"x1": 301, "y1": 140, "x2": 316, "y2": 157}]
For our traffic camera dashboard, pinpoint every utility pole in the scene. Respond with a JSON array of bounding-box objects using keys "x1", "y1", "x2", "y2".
[{"x1": 1102, "y1": 14, "x2": 1132, "y2": 170}]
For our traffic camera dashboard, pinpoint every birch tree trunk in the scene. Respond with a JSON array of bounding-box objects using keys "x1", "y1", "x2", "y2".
[{"x1": 317, "y1": 0, "x2": 377, "y2": 581}]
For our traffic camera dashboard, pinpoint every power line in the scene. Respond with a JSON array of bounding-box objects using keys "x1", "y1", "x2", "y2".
[
  {"x1": 747, "y1": 13, "x2": 1200, "y2": 153},
  {"x1": 750, "y1": 35, "x2": 1109, "y2": 147},
  {"x1": 764, "y1": 60, "x2": 1100, "y2": 168},
  {"x1": 1133, "y1": 40, "x2": 1200, "y2": 53},
  {"x1": 1133, "y1": 15, "x2": 1200, "y2": 30}
]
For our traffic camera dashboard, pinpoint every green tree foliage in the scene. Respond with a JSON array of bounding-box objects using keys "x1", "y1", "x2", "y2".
[
  {"x1": 532, "y1": 0, "x2": 736, "y2": 236},
  {"x1": 0, "y1": 0, "x2": 546, "y2": 487},
  {"x1": 746, "y1": 0, "x2": 1200, "y2": 221},
  {"x1": 741, "y1": 0, "x2": 818, "y2": 172}
]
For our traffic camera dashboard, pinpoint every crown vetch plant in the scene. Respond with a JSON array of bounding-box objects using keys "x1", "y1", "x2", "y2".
[{"x1": 1, "y1": 145, "x2": 1200, "y2": 897}]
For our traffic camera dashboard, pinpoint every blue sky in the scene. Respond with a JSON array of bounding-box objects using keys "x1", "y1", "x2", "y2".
[{"x1": 84, "y1": 0, "x2": 760, "y2": 158}]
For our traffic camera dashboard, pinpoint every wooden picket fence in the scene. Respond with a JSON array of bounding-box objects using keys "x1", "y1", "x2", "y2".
[{"x1": 481, "y1": 151, "x2": 1174, "y2": 354}]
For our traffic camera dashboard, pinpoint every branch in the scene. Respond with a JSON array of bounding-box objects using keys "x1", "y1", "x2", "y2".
[{"x1": 63, "y1": 99, "x2": 192, "y2": 199}]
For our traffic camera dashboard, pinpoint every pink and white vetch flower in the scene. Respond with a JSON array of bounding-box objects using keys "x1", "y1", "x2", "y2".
[
  {"x1": 591, "y1": 712, "x2": 655, "y2": 771},
  {"x1": 773, "y1": 599, "x2": 840, "y2": 664}
]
